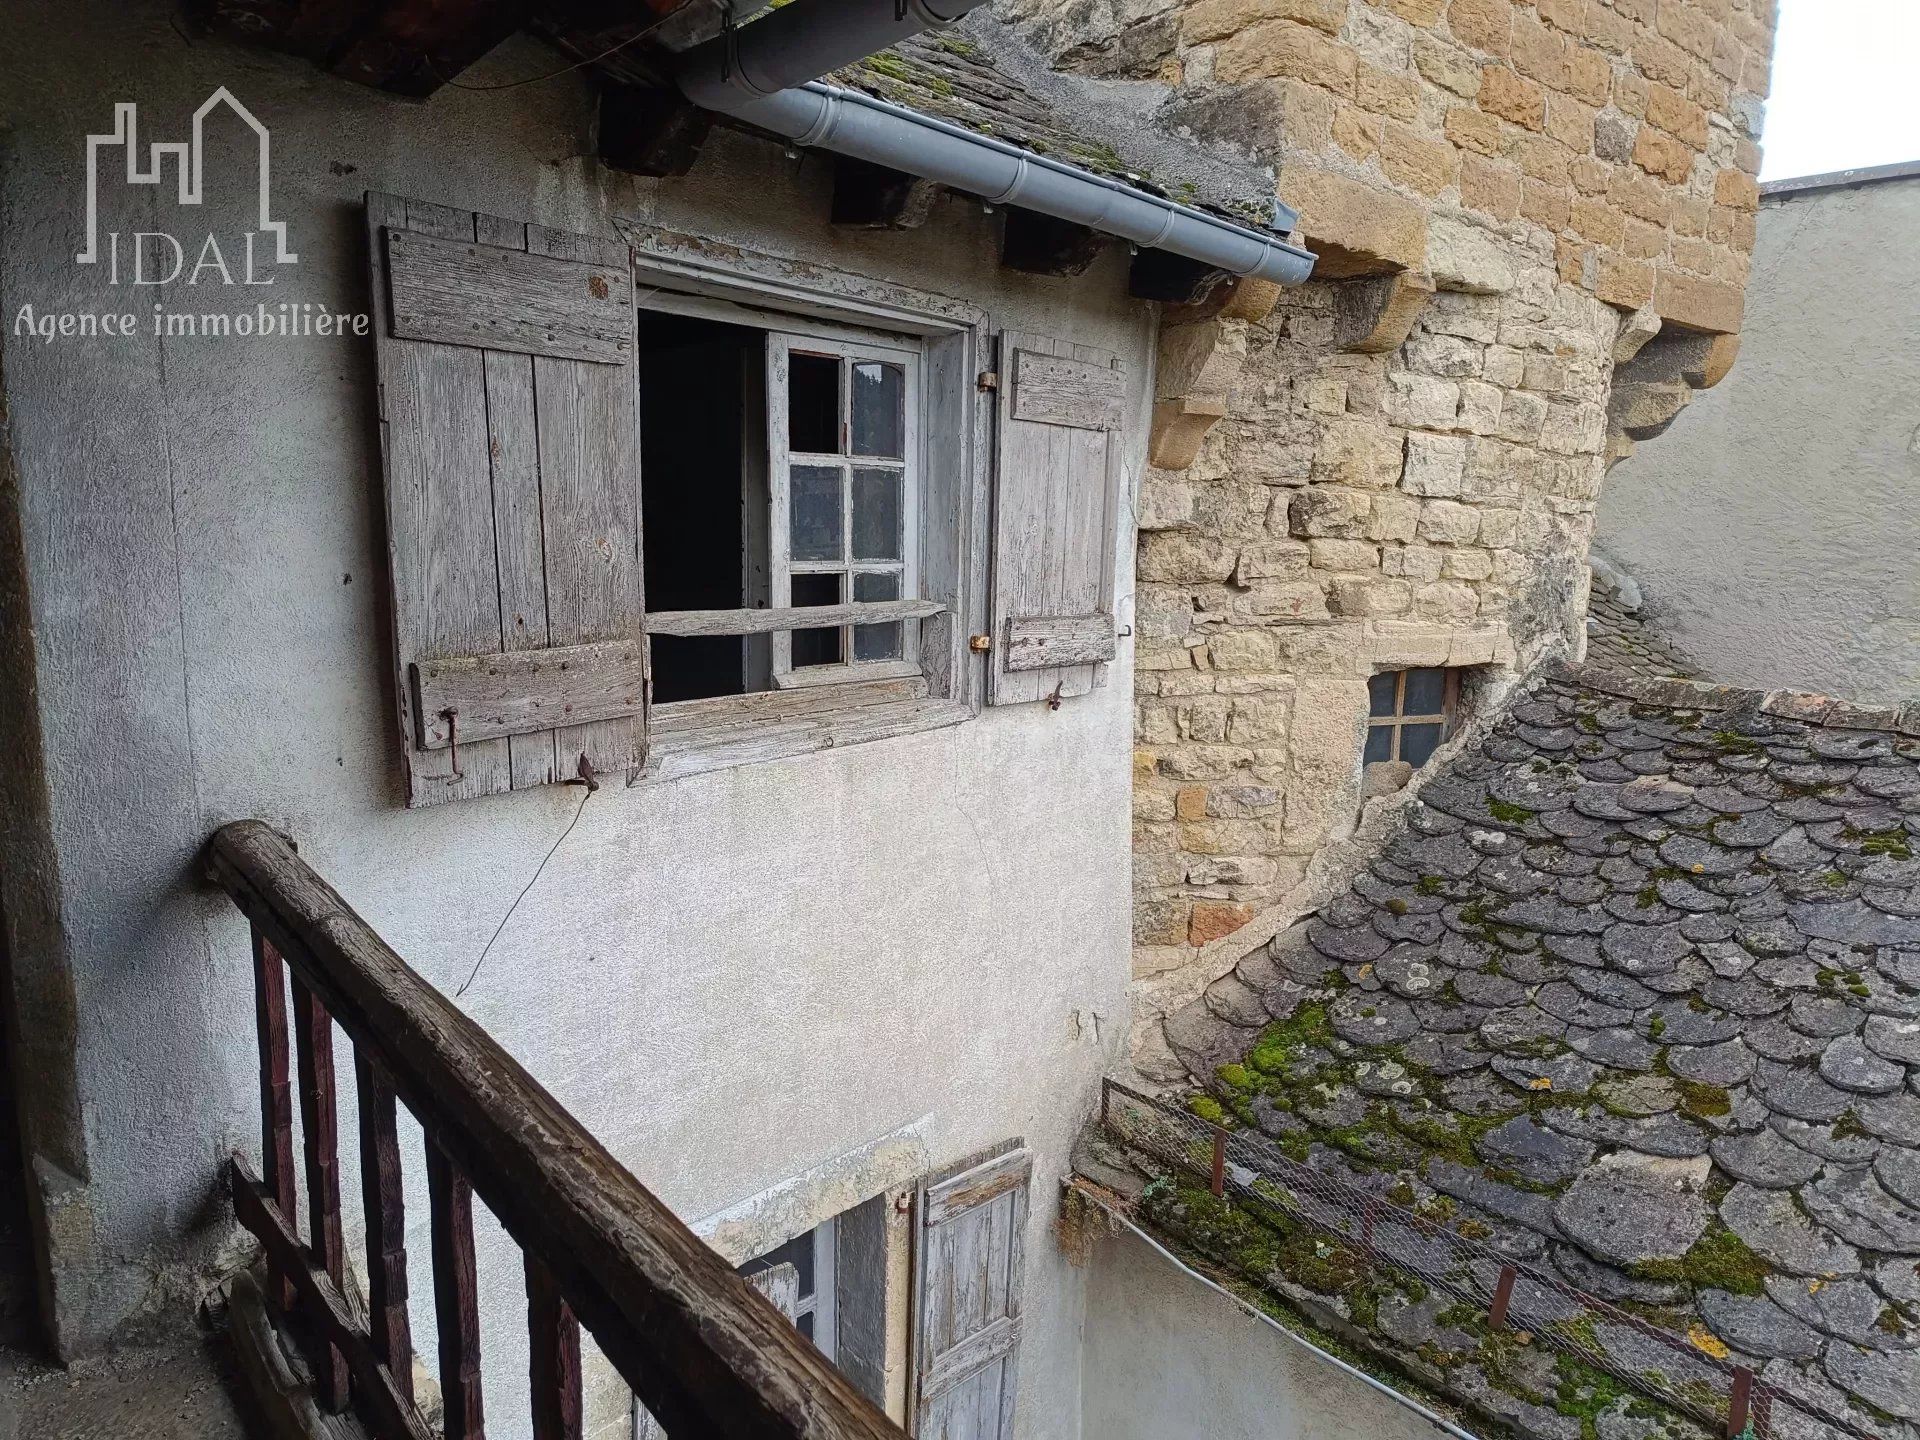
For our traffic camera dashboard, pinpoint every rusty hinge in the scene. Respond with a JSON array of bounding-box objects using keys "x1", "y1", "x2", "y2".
[
  {"x1": 968, "y1": 633, "x2": 992, "y2": 653},
  {"x1": 976, "y1": 370, "x2": 999, "y2": 392}
]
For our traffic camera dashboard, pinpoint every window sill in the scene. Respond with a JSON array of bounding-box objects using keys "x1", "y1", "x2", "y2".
[{"x1": 643, "y1": 681, "x2": 970, "y2": 784}]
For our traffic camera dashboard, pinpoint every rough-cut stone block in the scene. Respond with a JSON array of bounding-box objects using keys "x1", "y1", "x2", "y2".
[
  {"x1": 1217, "y1": 18, "x2": 1359, "y2": 92},
  {"x1": 1312, "y1": 417, "x2": 1405, "y2": 488},
  {"x1": 1234, "y1": 539, "x2": 1312, "y2": 581},
  {"x1": 1448, "y1": 0, "x2": 1515, "y2": 56},
  {"x1": 1402, "y1": 431, "x2": 1469, "y2": 495},
  {"x1": 1426, "y1": 213, "x2": 1517, "y2": 294},
  {"x1": 1418, "y1": 498, "x2": 1481, "y2": 543},
  {"x1": 1278, "y1": 166, "x2": 1430, "y2": 275},
  {"x1": 1289, "y1": 486, "x2": 1372, "y2": 539},
  {"x1": 1479, "y1": 64, "x2": 1546, "y2": 128},
  {"x1": 1327, "y1": 577, "x2": 1413, "y2": 616},
  {"x1": 1656, "y1": 268, "x2": 1745, "y2": 334},
  {"x1": 1383, "y1": 372, "x2": 1462, "y2": 428},
  {"x1": 1308, "y1": 538, "x2": 1382, "y2": 571}
]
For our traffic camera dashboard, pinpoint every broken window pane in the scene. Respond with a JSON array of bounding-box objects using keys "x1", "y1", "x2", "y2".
[
  {"x1": 853, "y1": 572, "x2": 901, "y2": 661},
  {"x1": 790, "y1": 465, "x2": 844, "y2": 562},
  {"x1": 849, "y1": 361, "x2": 904, "y2": 458},
  {"x1": 1401, "y1": 722, "x2": 1444, "y2": 766},
  {"x1": 788, "y1": 352, "x2": 840, "y2": 454},
  {"x1": 1404, "y1": 667, "x2": 1447, "y2": 715},
  {"x1": 791, "y1": 572, "x2": 844, "y2": 667},
  {"x1": 851, "y1": 468, "x2": 902, "y2": 561},
  {"x1": 1368, "y1": 671, "x2": 1399, "y2": 718}
]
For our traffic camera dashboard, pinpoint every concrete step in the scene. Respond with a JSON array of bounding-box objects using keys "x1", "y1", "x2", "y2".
[{"x1": 0, "y1": 1321, "x2": 257, "y2": 1440}]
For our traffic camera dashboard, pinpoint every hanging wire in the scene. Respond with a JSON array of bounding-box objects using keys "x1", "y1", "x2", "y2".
[
  {"x1": 426, "y1": 7, "x2": 682, "y2": 94},
  {"x1": 455, "y1": 778, "x2": 595, "y2": 997}
]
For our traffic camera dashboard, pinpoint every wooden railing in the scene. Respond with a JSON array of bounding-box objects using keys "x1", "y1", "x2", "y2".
[{"x1": 208, "y1": 819, "x2": 905, "y2": 1440}]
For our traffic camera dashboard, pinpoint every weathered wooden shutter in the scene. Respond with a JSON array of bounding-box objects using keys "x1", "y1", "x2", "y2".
[
  {"x1": 987, "y1": 333, "x2": 1124, "y2": 706},
  {"x1": 367, "y1": 192, "x2": 646, "y2": 807},
  {"x1": 912, "y1": 1148, "x2": 1030, "y2": 1439}
]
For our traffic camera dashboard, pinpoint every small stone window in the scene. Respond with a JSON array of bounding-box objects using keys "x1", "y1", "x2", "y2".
[{"x1": 1365, "y1": 667, "x2": 1461, "y2": 768}]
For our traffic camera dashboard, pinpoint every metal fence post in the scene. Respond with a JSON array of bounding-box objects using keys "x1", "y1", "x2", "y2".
[
  {"x1": 1488, "y1": 1265, "x2": 1517, "y2": 1331},
  {"x1": 1210, "y1": 1128, "x2": 1227, "y2": 1199},
  {"x1": 1729, "y1": 1368, "x2": 1752, "y2": 1437}
]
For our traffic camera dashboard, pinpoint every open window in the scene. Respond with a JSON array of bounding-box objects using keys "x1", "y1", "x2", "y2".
[{"x1": 638, "y1": 307, "x2": 927, "y2": 704}]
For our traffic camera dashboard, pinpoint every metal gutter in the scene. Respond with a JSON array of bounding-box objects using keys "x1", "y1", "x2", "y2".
[
  {"x1": 1761, "y1": 156, "x2": 1920, "y2": 199},
  {"x1": 674, "y1": 1, "x2": 1316, "y2": 288},
  {"x1": 1068, "y1": 1180, "x2": 1484, "y2": 1440}
]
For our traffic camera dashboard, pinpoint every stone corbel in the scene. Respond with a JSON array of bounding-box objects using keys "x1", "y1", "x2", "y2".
[
  {"x1": 1331, "y1": 269, "x2": 1435, "y2": 354},
  {"x1": 1605, "y1": 326, "x2": 1742, "y2": 469},
  {"x1": 1146, "y1": 277, "x2": 1278, "y2": 472}
]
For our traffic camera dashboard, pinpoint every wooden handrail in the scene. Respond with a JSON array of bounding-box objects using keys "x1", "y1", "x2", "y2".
[{"x1": 207, "y1": 819, "x2": 904, "y2": 1440}]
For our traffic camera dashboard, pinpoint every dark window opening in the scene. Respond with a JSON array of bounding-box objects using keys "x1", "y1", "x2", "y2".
[
  {"x1": 1366, "y1": 666, "x2": 1461, "y2": 768},
  {"x1": 638, "y1": 311, "x2": 770, "y2": 703}
]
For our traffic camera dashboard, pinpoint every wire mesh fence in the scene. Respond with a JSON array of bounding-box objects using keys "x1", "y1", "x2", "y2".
[{"x1": 1100, "y1": 1078, "x2": 1876, "y2": 1440}]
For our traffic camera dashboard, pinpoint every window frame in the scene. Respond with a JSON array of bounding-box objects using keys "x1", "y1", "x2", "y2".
[
  {"x1": 1365, "y1": 666, "x2": 1461, "y2": 766},
  {"x1": 624, "y1": 229, "x2": 991, "y2": 783},
  {"x1": 766, "y1": 331, "x2": 923, "y2": 690}
]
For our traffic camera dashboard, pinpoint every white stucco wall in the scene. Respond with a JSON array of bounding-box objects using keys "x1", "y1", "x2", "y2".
[
  {"x1": 0, "y1": 5, "x2": 1149, "y2": 1434},
  {"x1": 1596, "y1": 171, "x2": 1920, "y2": 704},
  {"x1": 1080, "y1": 1228, "x2": 1456, "y2": 1440}
]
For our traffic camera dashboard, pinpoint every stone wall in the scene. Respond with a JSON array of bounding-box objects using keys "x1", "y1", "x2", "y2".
[{"x1": 1001, "y1": 0, "x2": 1776, "y2": 1075}]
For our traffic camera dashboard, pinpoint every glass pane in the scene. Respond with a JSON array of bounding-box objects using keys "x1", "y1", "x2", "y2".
[
  {"x1": 1367, "y1": 671, "x2": 1399, "y2": 718},
  {"x1": 789, "y1": 465, "x2": 843, "y2": 562},
  {"x1": 788, "y1": 352, "x2": 840, "y2": 454},
  {"x1": 1404, "y1": 667, "x2": 1448, "y2": 716},
  {"x1": 850, "y1": 361, "x2": 904, "y2": 458},
  {"x1": 791, "y1": 572, "x2": 844, "y2": 668},
  {"x1": 1364, "y1": 724, "x2": 1393, "y2": 764},
  {"x1": 1401, "y1": 722, "x2": 1444, "y2": 767},
  {"x1": 851, "y1": 468, "x2": 902, "y2": 561},
  {"x1": 853, "y1": 572, "x2": 901, "y2": 662}
]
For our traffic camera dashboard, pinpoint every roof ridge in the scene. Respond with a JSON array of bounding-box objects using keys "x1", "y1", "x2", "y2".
[{"x1": 1546, "y1": 659, "x2": 1920, "y2": 740}]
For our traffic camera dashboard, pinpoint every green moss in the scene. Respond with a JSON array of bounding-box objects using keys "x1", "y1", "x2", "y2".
[
  {"x1": 931, "y1": 32, "x2": 984, "y2": 58},
  {"x1": 1486, "y1": 797, "x2": 1538, "y2": 825},
  {"x1": 1683, "y1": 1226, "x2": 1771, "y2": 1296},
  {"x1": 1416, "y1": 874, "x2": 1446, "y2": 896},
  {"x1": 1648, "y1": 1013, "x2": 1667, "y2": 1039},
  {"x1": 1385, "y1": 898, "x2": 1409, "y2": 916},
  {"x1": 1248, "y1": 1004, "x2": 1332, "y2": 1076},
  {"x1": 1834, "y1": 1108, "x2": 1874, "y2": 1142},
  {"x1": 1576, "y1": 713, "x2": 1603, "y2": 734},
  {"x1": 1711, "y1": 730, "x2": 1763, "y2": 756},
  {"x1": 1636, "y1": 883, "x2": 1659, "y2": 908},
  {"x1": 1187, "y1": 1094, "x2": 1227, "y2": 1125},
  {"x1": 1216, "y1": 1063, "x2": 1253, "y2": 1093},
  {"x1": 1674, "y1": 1077, "x2": 1732, "y2": 1119},
  {"x1": 1846, "y1": 825, "x2": 1914, "y2": 859},
  {"x1": 1550, "y1": 1351, "x2": 1633, "y2": 1440}
]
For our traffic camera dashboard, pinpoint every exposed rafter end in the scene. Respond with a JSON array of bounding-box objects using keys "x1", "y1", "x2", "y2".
[
  {"x1": 830, "y1": 157, "x2": 941, "y2": 230},
  {"x1": 1000, "y1": 209, "x2": 1110, "y2": 277},
  {"x1": 600, "y1": 86, "x2": 713, "y2": 178},
  {"x1": 1128, "y1": 250, "x2": 1233, "y2": 307},
  {"x1": 327, "y1": 0, "x2": 535, "y2": 98}
]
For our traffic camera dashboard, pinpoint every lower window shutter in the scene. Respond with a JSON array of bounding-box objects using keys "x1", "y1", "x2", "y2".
[
  {"x1": 987, "y1": 332, "x2": 1124, "y2": 706},
  {"x1": 912, "y1": 1148, "x2": 1031, "y2": 1439},
  {"x1": 367, "y1": 192, "x2": 646, "y2": 806}
]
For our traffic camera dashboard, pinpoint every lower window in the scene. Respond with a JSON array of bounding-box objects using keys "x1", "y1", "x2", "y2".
[{"x1": 1365, "y1": 666, "x2": 1461, "y2": 768}]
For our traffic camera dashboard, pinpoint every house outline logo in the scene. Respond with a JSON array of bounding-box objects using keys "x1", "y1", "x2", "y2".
[{"x1": 77, "y1": 86, "x2": 295, "y2": 267}]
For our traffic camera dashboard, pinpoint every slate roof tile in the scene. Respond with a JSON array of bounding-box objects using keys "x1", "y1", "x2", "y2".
[{"x1": 1150, "y1": 661, "x2": 1920, "y2": 1438}]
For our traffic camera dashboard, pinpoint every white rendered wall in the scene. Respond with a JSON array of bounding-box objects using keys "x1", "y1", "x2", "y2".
[
  {"x1": 0, "y1": 5, "x2": 1149, "y2": 1433},
  {"x1": 1080, "y1": 1229, "x2": 1455, "y2": 1440},
  {"x1": 1597, "y1": 173, "x2": 1920, "y2": 705}
]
